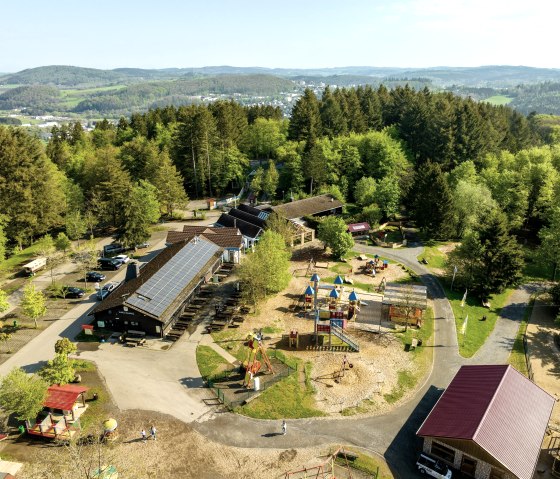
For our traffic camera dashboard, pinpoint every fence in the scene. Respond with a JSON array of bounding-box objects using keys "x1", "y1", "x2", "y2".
[{"x1": 206, "y1": 349, "x2": 297, "y2": 409}]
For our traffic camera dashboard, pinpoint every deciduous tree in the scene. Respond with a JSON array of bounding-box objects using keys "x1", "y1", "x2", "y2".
[
  {"x1": 0, "y1": 367, "x2": 48, "y2": 421},
  {"x1": 21, "y1": 282, "x2": 47, "y2": 328},
  {"x1": 318, "y1": 216, "x2": 355, "y2": 259}
]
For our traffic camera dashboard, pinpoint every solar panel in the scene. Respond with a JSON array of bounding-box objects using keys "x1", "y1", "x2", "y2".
[
  {"x1": 257, "y1": 211, "x2": 270, "y2": 220},
  {"x1": 126, "y1": 238, "x2": 220, "y2": 318}
]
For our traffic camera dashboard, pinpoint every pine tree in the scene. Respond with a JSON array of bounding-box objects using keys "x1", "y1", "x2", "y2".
[
  {"x1": 320, "y1": 86, "x2": 347, "y2": 138},
  {"x1": 151, "y1": 150, "x2": 189, "y2": 217},
  {"x1": 288, "y1": 88, "x2": 321, "y2": 142}
]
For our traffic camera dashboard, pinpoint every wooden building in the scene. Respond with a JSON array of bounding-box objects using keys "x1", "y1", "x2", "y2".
[
  {"x1": 91, "y1": 238, "x2": 223, "y2": 337},
  {"x1": 166, "y1": 226, "x2": 243, "y2": 263},
  {"x1": 381, "y1": 283, "x2": 427, "y2": 327},
  {"x1": 418, "y1": 365, "x2": 555, "y2": 479}
]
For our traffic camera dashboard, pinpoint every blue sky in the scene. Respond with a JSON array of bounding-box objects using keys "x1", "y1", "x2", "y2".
[{"x1": 1, "y1": 0, "x2": 558, "y2": 72}]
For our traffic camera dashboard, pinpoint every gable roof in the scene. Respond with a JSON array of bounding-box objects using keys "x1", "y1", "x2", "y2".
[
  {"x1": 271, "y1": 194, "x2": 343, "y2": 220},
  {"x1": 92, "y1": 238, "x2": 223, "y2": 320},
  {"x1": 216, "y1": 213, "x2": 262, "y2": 239},
  {"x1": 44, "y1": 384, "x2": 89, "y2": 411},
  {"x1": 167, "y1": 227, "x2": 243, "y2": 249},
  {"x1": 237, "y1": 203, "x2": 270, "y2": 220},
  {"x1": 417, "y1": 365, "x2": 555, "y2": 479},
  {"x1": 228, "y1": 208, "x2": 267, "y2": 228},
  {"x1": 348, "y1": 222, "x2": 371, "y2": 233}
]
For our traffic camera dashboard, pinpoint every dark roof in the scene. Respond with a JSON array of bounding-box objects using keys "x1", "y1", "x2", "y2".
[
  {"x1": 216, "y1": 213, "x2": 262, "y2": 239},
  {"x1": 181, "y1": 225, "x2": 240, "y2": 236},
  {"x1": 417, "y1": 365, "x2": 555, "y2": 479},
  {"x1": 238, "y1": 203, "x2": 270, "y2": 220},
  {"x1": 167, "y1": 228, "x2": 243, "y2": 249},
  {"x1": 348, "y1": 222, "x2": 371, "y2": 233},
  {"x1": 44, "y1": 384, "x2": 89, "y2": 411},
  {"x1": 271, "y1": 194, "x2": 344, "y2": 220},
  {"x1": 228, "y1": 208, "x2": 267, "y2": 228}
]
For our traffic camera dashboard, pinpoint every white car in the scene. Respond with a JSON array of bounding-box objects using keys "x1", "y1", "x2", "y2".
[
  {"x1": 97, "y1": 281, "x2": 120, "y2": 301},
  {"x1": 416, "y1": 453, "x2": 452, "y2": 478},
  {"x1": 114, "y1": 254, "x2": 130, "y2": 264}
]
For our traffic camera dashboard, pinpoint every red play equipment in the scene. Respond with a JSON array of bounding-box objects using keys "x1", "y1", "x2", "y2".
[{"x1": 242, "y1": 332, "x2": 275, "y2": 388}]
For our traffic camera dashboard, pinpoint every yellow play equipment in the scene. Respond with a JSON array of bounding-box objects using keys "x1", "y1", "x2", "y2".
[{"x1": 242, "y1": 333, "x2": 275, "y2": 388}]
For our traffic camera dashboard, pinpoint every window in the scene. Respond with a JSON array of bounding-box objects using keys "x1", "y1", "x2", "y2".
[
  {"x1": 156, "y1": 326, "x2": 161, "y2": 333},
  {"x1": 431, "y1": 441, "x2": 455, "y2": 463},
  {"x1": 490, "y1": 468, "x2": 508, "y2": 479},
  {"x1": 97, "y1": 321, "x2": 105, "y2": 328},
  {"x1": 460, "y1": 456, "x2": 477, "y2": 476},
  {"x1": 131, "y1": 321, "x2": 139, "y2": 326}
]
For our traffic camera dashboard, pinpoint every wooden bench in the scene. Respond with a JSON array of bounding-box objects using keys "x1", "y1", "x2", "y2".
[{"x1": 125, "y1": 337, "x2": 146, "y2": 347}]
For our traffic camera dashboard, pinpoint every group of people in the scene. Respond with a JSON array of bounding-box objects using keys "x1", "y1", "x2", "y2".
[{"x1": 141, "y1": 425, "x2": 157, "y2": 442}]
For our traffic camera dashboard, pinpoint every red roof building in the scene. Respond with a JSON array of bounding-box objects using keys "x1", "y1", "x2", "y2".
[
  {"x1": 417, "y1": 365, "x2": 555, "y2": 479},
  {"x1": 44, "y1": 384, "x2": 89, "y2": 412},
  {"x1": 347, "y1": 222, "x2": 371, "y2": 234}
]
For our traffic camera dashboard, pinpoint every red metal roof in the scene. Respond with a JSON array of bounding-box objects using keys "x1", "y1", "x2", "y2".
[
  {"x1": 347, "y1": 222, "x2": 370, "y2": 233},
  {"x1": 44, "y1": 384, "x2": 89, "y2": 411},
  {"x1": 417, "y1": 365, "x2": 555, "y2": 479}
]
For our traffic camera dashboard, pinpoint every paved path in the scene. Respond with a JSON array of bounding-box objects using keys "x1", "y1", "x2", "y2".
[{"x1": 0, "y1": 237, "x2": 536, "y2": 478}]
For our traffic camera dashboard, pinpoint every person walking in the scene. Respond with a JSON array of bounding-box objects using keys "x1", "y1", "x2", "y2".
[
  {"x1": 281, "y1": 420, "x2": 287, "y2": 435},
  {"x1": 141, "y1": 429, "x2": 147, "y2": 443},
  {"x1": 150, "y1": 425, "x2": 157, "y2": 441}
]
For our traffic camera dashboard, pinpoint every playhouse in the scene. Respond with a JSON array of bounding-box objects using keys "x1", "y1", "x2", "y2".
[
  {"x1": 26, "y1": 384, "x2": 89, "y2": 439},
  {"x1": 382, "y1": 282, "x2": 427, "y2": 327}
]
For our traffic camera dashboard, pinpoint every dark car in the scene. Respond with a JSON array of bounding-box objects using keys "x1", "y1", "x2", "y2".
[
  {"x1": 86, "y1": 271, "x2": 106, "y2": 282},
  {"x1": 57, "y1": 286, "x2": 86, "y2": 299},
  {"x1": 97, "y1": 258, "x2": 123, "y2": 271}
]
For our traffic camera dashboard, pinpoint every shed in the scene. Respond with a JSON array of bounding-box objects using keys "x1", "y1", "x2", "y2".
[
  {"x1": 382, "y1": 282, "x2": 427, "y2": 326},
  {"x1": 347, "y1": 222, "x2": 371, "y2": 235},
  {"x1": 418, "y1": 365, "x2": 555, "y2": 479}
]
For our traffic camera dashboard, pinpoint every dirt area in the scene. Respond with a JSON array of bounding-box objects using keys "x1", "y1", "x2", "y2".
[
  {"x1": 0, "y1": 367, "x2": 368, "y2": 479},
  {"x1": 221, "y1": 245, "x2": 424, "y2": 416}
]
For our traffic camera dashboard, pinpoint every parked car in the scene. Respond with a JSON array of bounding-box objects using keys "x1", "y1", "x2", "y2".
[
  {"x1": 416, "y1": 453, "x2": 452, "y2": 478},
  {"x1": 86, "y1": 271, "x2": 106, "y2": 282},
  {"x1": 103, "y1": 243, "x2": 125, "y2": 257},
  {"x1": 56, "y1": 286, "x2": 86, "y2": 299},
  {"x1": 114, "y1": 254, "x2": 130, "y2": 264},
  {"x1": 97, "y1": 258, "x2": 123, "y2": 271},
  {"x1": 97, "y1": 281, "x2": 120, "y2": 301},
  {"x1": 135, "y1": 242, "x2": 150, "y2": 249}
]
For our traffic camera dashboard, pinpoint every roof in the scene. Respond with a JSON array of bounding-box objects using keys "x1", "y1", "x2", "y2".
[
  {"x1": 271, "y1": 194, "x2": 344, "y2": 220},
  {"x1": 237, "y1": 203, "x2": 270, "y2": 220},
  {"x1": 126, "y1": 238, "x2": 221, "y2": 320},
  {"x1": 216, "y1": 213, "x2": 262, "y2": 239},
  {"x1": 44, "y1": 384, "x2": 89, "y2": 411},
  {"x1": 166, "y1": 228, "x2": 243, "y2": 249},
  {"x1": 382, "y1": 283, "x2": 427, "y2": 310},
  {"x1": 417, "y1": 365, "x2": 555, "y2": 479},
  {"x1": 348, "y1": 222, "x2": 371, "y2": 233},
  {"x1": 228, "y1": 208, "x2": 267, "y2": 228}
]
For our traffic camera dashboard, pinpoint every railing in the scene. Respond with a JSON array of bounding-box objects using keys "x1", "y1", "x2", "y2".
[
  {"x1": 205, "y1": 349, "x2": 297, "y2": 409},
  {"x1": 331, "y1": 324, "x2": 360, "y2": 352}
]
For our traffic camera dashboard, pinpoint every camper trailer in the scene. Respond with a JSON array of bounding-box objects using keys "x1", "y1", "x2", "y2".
[{"x1": 22, "y1": 257, "x2": 47, "y2": 277}]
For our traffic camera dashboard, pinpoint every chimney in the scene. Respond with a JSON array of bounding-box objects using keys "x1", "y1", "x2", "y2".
[{"x1": 125, "y1": 261, "x2": 140, "y2": 282}]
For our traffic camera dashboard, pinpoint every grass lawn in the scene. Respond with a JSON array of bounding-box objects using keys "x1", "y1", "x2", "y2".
[
  {"x1": 335, "y1": 447, "x2": 394, "y2": 478},
  {"x1": 196, "y1": 345, "x2": 231, "y2": 379},
  {"x1": 418, "y1": 242, "x2": 449, "y2": 271},
  {"x1": 508, "y1": 299, "x2": 534, "y2": 377},
  {"x1": 211, "y1": 329, "x2": 248, "y2": 362},
  {"x1": 0, "y1": 242, "x2": 43, "y2": 279},
  {"x1": 484, "y1": 95, "x2": 513, "y2": 105},
  {"x1": 238, "y1": 370, "x2": 325, "y2": 419},
  {"x1": 446, "y1": 286, "x2": 513, "y2": 358}
]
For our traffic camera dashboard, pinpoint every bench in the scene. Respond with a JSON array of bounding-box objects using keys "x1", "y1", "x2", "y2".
[
  {"x1": 125, "y1": 337, "x2": 146, "y2": 347},
  {"x1": 336, "y1": 451, "x2": 358, "y2": 461}
]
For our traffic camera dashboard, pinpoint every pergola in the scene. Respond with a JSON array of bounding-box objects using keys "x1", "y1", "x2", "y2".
[{"x1": 382, "y1": 283, "x2": 427, "y2": 326}]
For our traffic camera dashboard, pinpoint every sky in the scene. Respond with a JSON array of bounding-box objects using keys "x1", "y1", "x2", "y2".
[{"x1": 1, "y1": 0, "x2": 559, "y2": 72}]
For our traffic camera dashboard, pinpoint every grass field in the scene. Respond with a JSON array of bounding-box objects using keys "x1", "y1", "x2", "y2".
[
  {"x1": 484, "y1": 95, "x2": 513, "y2": 105},
  {"x1": 508, "y1": 300, "x2": 534, "y2": 376},
  {"x1": 196, "y1": 345, "x2": 230, "y2": 379},
  {"x1": 0, "y1": 242, "x2": 43, "y2": 280},
  {"x1": 335, "y1": 447, "x2": 394, "y2": 478},
  {"x1": 418, "y1": 242, "x2": 450, "y2": 271}
]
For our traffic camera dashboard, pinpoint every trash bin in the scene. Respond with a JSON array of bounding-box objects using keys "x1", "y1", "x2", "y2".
[
  {"x1": 18, "y1": 425, "x2": 25, "y2": 434},
  {"x1": 254, "y1": 377, "x2": 260, "y2": 391}
]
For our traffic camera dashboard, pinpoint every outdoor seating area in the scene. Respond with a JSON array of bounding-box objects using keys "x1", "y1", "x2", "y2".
[
  {"x1": 206, "y1": 288, "x2": 250, "y2": 332},
  {"x1": 119, "y1": 330, "x2": 146, "y2": 347}
]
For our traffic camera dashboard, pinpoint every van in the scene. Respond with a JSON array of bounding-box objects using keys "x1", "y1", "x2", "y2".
[
  {"x1": 97, "y1": 257, "x2": 123, "y2": 271},
  {"x1": 22, "y1": 257, "x2": 47, "y2": 276},
  {"x1": 416, "y1": 453, "x2": 452, "y2": 478},
  {"x1": 103, "y1": 244, "x2": 125, "y2": 257}
]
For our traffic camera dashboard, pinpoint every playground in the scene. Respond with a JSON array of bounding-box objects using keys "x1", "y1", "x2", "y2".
[{"x1": 204, "y1": 245, "x2": 432, "y2": 417}]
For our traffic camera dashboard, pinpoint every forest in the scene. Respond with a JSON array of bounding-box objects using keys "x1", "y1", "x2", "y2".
[{"x1": 1, "y1": 84, "x2": 560, "y2": 297}]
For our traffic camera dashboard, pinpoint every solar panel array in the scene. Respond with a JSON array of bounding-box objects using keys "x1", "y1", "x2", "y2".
[
  {"x1": 257, "y1": 211, "x2": 270, "y2": 220},
  {"x1": 382, "y1": 283, "x2": 428, "y2": 309},
  {"x1": 126, "y1": 239, "x2": 220, "y2": 318}
]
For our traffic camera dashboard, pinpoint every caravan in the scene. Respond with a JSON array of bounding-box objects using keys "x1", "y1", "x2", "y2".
[{"x1": 22, "y1": 257, "x2": 47, "y2": 277}]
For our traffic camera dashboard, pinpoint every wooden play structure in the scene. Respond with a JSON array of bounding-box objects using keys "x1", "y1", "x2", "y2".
[
  {"x1": 382, "y1": 283, "x2": 427, "y2": 327},
  {"x1": 242, "y1": 332, "x2": 275, "y2": 388},
  {"x1": 308, "y1": 274, "x2": 360, "y2": 352},
  {"x1": 284, "y1": 446, "x2": 364, "y2": 478},
  {"x1": 26, "y1": 385, "x2": 89, "y2": 440},
  {"x1": 363, "y1": 255, "x2": 388, "y2": 277}
]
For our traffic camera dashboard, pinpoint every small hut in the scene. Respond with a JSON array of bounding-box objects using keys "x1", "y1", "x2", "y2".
[{"x1": 382, "y1": 283, "x2": 427, "y2": 327}]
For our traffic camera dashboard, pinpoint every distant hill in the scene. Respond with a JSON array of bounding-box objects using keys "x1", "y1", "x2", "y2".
[
  {"x1": 0, "y1": 85, "x2": 60, "y2": 112},
  {"x1": 0, "y1": 65, "x2": 129, "y2": 87}
]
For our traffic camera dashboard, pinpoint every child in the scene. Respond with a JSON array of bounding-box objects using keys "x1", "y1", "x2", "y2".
[
  {"x1": 141, "y1": 429, "x2": 147, "y2": 443},
  {"x1": 150, "y1": 425, "x2": 157, "y2": 441}
]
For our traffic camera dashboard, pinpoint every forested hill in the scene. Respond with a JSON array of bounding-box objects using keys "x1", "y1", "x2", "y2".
[{"x1": 0, "y1": 66, "x2": 130, "y2": 87}]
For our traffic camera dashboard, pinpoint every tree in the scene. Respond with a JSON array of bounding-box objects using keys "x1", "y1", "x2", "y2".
[
  {"x1": 55, "y1": 232, "x2": 72, "y2": 253},
  {"x1": 374, "y1": 175, "x2": 401, "y2": 218},
  {"x1": 288, "y1": 88, "x2": 321, "y2": 142},
  {"x1": 354, "y1": 177, "x2": 377, "y2": 207},
  {"x1": 120, "y1": 180, "x2": 160, "y2": 248},
  {"x1": 451, "y1": 181, "x2": 497, "y2": 237},
  {"x1": 0, "y1": 367, "x2": 48, "y2": 421},
  {"x1": 0, "y1": 332, "x2": 12, "y2": 353},
  {"x1": 21, "y1": 282, "x2": 47, "y2": 328},
  {"x1": 0, "y1": 215, "x2": 7, "y2": 262},
  {"x1": 360, "y1": 204, "x2": 383, "y2": 228},
  {"x1": 39, "y1": 354, "x2": 75, "y2": 386},
  {"x1": 538, "y1": 206, "x2": 560, "y2": 280},
  {"x1": 150, "y1": 150, "x2": 189, "y2": 217},
  {"x1": 238, "y1": 231, "x2": 291, "y2": 306},
  {"x1": 411, "y1": 161, "x2": 455, "y2": 239},
  {"x1": 246, "y1": 118, "x2": 285, "y2": 160},
  {"x1": 250, "y1": 167, "x2": 264, "y2": 201},
  {"x1": 262, "y1": 160, "x2": 279, "y2": 199},
  {"x1": 65, "y1": 211, "x2": 87, "y2": 245},
  {"x1": 55, "y1": 338, "x2": 78, "y2": 358},
  {"x1": 449, "y1": 211, "x2": 524, "y2": 298},
  {"x1": 266, "y1": 212, "x2": 296, "y2": 247},
  {"x1": 0, "y1": 289, "x2": 9, "y2": 314},
  {"x1": 318, "y1": 216, "x2": 355, "y2": 259},
  {"x1": 74, "y1": 239, "x2": 98, "y2": 288}
]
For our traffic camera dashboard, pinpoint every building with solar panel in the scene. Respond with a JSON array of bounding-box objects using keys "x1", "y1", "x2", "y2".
[
  {"x1": 90, "y1": 237, "x2": 223, "y2": 337},
  {"x1": 166, "y1": 226, "x2": 244, "y2": 263}
]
